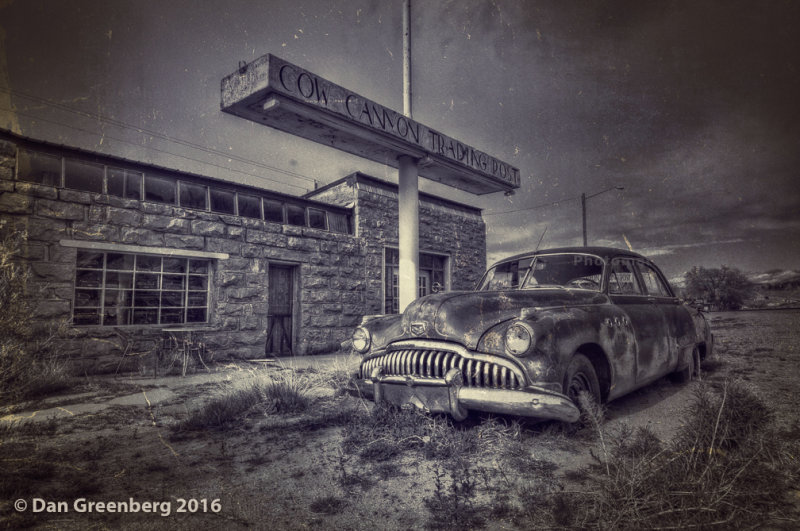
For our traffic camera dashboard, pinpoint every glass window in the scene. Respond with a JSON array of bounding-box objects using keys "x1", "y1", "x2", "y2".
[
  {"x1": 638, "y1": 262, "x2": 671, "y2": 297},
  {"x1": 179, "y1": 182, "x2": 208, "y2": 210},
  {"x1": 479, "y1": 258, "x2": 533, "y2": 290},
  {"x1": 17, "y1": 149, "x2": 61, "y2": 186},
  {"x1": 210, "y1": 189, "x2": 235, "y2": 214},
  {"x1": 286, "y1": 205, "x2": 306, "y2": 226},
  {"x1": 72, "y1": 251, "x2": 211, "y2": 326},
  {"x1": 264, "y1": 199, "x2": 284, "y2": 223},
  {"x1": 384, "y1": 249, "x2": 448, "y2": 313},
  {"x1": 328, "y1": 212, "x2": 349, "y2": 233},
  {"x1": 64, "y1": 159, "x2": 104, "y2": 193},
  {"x1": 608, "y1": 259, "x2": 642, "y2": 295},
  {"x1": 107, "y1": 167, "x2": 143, "y2": 199},
  {"x1": 308, "y1": 208, "x2": 326, "y2": 229},
  {"x1": 238, "y1": 194, "x2": 262, "y2": 219},
  {"x1": 144, "y1": 174, "x2": 176, "y2": 204}
]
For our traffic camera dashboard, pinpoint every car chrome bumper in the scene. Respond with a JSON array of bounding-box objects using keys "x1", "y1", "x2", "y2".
[{"x1": 354, "y1": 367, "x2": 580, "y2": 423}]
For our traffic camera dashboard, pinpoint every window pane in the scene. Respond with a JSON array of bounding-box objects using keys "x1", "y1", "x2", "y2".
[
  {"x1": 105, "y1": 272, "x2": 133, "y2": 289},
  {"x1": 188, "y1": 275, "x2": 208, "y2": 290},
  {"x1": 308, "y1": 208, "x2": 326, "y2": 229},
  {"x1": 64, "y1": 159, "x2": 104, "y2": 193},
  {"x1": 134, "y1": 291, "x2": 160, "y2": 307},
  {"x1": 106, "y1": 253, "x2": 134, "y2": 271},
  {"x1": 133, "y1": 309, "x2": 158, "y2": 325},
  {"x1": 77, "y1": 250, "x2": 104, "y2": 269},
  {"x1": 187, "y1": 308, "x2": 207, "y2": 323},
  {"x1": 134, "y1": 273, "x2": 159, "y2": 289},
  {"x1": 163, "y1": 258, "x2": 187, "y2": 273},
  {"x1": 188, "y1": 260, "x2": 208, "y2": 274},
  {"x1": 210, "y1": 189, "x2": 235, "y2": 214},
  {"x1": 144, "y1": 174, "x2": 176, "y2": 204},
  {"x1": 639, "y1": 263, "x2": 670, "y2": 296},
  {"x1": 104, "y1": 289, "x2": 133, "y2": 307},
  {"x1": 609, "y1": 259, "x2": 642, "y2": 295},
  {"x1": 17, "y1": 149, "x2": 61, "y2": 186},
  {"x1": 328, "y1": 212, "x2": 349, "y2": 233},
  {"x1": 286, "y1": 205, "x2": 306, "y2": 226},
  {"x1": 107, "y1": 167, "x2": 125, "y2": 197},
  {"x1": 161, "y1": 291, "x2": 185, "y2": 307},
  {"x1": 160, "y1": 309, "x2": 183, "y2": 324},
  {"x1": 74, "y1": 289, "x2": 101, "y2": 307},
  {"x1": 187, "y1": 292, "x2": 207, "y2": 306},
  {"x1": 136, "y1": 255, "x2": 161, "y2": 272},
  {"x1": 238, "y1": 194, "x2": 261, "y2": 219},
  {"x1": 104, "y1": 308, "x2": 132, "y2": 326},
  {"x1": 385, "y1": 248, "x2": 399, "y2": 265},
  {"x1": 179, "y1": 182, "x2": 208, "y2": 210},
  {"x1": 125, "y1": 171, "x2": 142, "y2": 200},
  {"x1": 264, "y1": 199, "x2": 284, "y2": 223},
  {"x1": 76, "y1": 269, "x2": 103, "y2": 287},
  {"x1": 162, "y1": 274, "x2": 185, "y2": 290}
]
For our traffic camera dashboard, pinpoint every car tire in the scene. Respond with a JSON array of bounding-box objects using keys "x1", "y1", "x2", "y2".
[
  {"x1": 564, "y1": 354, "x2": 601, "y2": 408},
  {"x1": 671, "y1": 346, "x2": 699, "y2": 384}
]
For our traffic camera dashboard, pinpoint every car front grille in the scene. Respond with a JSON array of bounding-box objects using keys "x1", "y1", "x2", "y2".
[{"x1": 359, "y1": 347, "x2": 523, "y2": 390}]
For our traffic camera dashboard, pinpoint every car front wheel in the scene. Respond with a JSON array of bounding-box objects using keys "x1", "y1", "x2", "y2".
[{"x1": 564, "y1": 353, "x2": 601, "y2": 407}]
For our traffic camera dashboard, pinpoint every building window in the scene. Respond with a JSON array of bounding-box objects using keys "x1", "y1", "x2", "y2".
[
  {"x1": 264, "y1": 199, "x2": 284, "y2": 223},
  {"x1": 286, "y1": 204, "x2": 306, "y2": 226},
  {"x1": 73, "y1": 250, "x2": 210, "y2": 326},
  {"x1": 210, "y1": 189, "x2": 235, "y2": 214},
  {"x1": 64, "y1": 159, "x2": 104, "y2": 193},
  {"x1": 107, "y1": 167, "x2": 143, "y2": 200},
  {"x1": 384, "y1": 248, "x2": 448, "y2": 314},
  {"x1": 144, "y1": 174, "x2": 176, "y2": 204},
  {"x1": 179, "y1": 182, "x2": 208, "y2": 210},
  {"x1": 308, "y1": 208, "x2": 327, "y2": 229},
  {"x1": 328, "y1": 212, "x2": 349, "y2": 234},
  {"x1": 238, "y1": 193, "x2": 261, "y2": 219},
  {"x1": 17, "y1": 149, "x2": 61, "y2": 186}
]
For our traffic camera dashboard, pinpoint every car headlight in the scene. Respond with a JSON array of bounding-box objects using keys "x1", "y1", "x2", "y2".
[
  {"x1": 351, "y1": 327, "x2": 371, "y2": 354},
  {"x1": 504, "y1": 322, "x2": 534, "y2": 357}
]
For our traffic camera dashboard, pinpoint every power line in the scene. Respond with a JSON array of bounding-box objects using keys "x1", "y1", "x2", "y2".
[
  {"x1": 484, "y1": 195, "x2": 580, "y2": 216},
  {"x1": 0, "y1": 86, "x2": 319, "y2": 184},
  {"x1": 0, "y1": 106, "x2": 311, "y2": 192}
]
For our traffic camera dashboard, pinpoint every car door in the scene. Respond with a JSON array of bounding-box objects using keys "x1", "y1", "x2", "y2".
[
  {"x1": 607, "y1": 257, "x2": 671, "y2": 386},
  {"x1": 637, "y1": 261, "x2": 694, "y2": 372}
]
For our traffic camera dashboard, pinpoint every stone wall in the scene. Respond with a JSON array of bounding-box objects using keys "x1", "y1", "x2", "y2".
[
  {"x1": 309, "y1": 174, "x2": 487, "y2": 314},
  {"x1": 0, "y1": 137, "x2": 366, "y2": 373}
]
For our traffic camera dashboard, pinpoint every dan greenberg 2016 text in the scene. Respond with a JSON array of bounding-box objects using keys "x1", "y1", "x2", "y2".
[{"x1": 27, "y1": 497, "x2": 221, "y2": 516}]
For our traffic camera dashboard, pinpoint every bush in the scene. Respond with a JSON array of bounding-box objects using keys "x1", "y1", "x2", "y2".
[
  {"x1": 0, "y1": 225, "x2": 69, "y2": 405},
  {"x1": 178, "y1": 369, "x2": 313, "y2": 430}
]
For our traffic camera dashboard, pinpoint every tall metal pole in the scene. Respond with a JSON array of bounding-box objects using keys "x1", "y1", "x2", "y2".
[
  {"x1": 581, "y1": 192, "x2": 587, "y2": 247},
  {"x1": 403, "y1": 0, "x2": 412, "y2": 117},
  {"x1": 398, "y1": 0, "x2": 419, "y2": 312}
]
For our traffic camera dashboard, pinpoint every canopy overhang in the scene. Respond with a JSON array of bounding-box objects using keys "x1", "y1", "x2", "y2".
[{"x1": 221, "y1": 54, "x2": 520, "y2": 195}]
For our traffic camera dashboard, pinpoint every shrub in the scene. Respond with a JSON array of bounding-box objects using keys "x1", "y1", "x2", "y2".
[{"x1": 0, "y1": 225, "x2": 69, "y2": 405}]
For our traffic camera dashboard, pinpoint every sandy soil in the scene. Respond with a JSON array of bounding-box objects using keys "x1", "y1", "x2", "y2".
[{"x1": 1, "y1": 310, "x2": 797, "y2": 530}]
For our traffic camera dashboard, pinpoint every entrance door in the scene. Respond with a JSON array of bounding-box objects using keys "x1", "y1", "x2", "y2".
[{"x1": 266, "y1": 265, "x2": 294, "y2": 356}]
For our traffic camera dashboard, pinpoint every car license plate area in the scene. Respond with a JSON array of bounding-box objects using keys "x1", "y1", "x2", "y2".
[{"x1": 378, "y1": 382, "x2": 452, "y2": 414}]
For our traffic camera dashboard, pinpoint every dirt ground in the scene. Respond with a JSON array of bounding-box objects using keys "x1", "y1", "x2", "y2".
[{"x1": 1, "y1": 310, "x2": 798, "y2": 530}]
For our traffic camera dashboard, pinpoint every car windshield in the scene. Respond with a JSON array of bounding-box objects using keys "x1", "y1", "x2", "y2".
[{"x1": 477, "y1": 253, "x2": 604, "y2": 291}]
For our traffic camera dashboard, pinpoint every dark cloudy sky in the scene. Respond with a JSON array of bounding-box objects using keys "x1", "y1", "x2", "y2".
[{"x1": 1, "y1": 0, "x2": 798, "y2": 279}]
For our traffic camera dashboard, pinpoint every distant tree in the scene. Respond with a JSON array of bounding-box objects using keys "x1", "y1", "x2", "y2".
[{"x1": 684, "y1": 266, "x2": 755, "y2": 311}]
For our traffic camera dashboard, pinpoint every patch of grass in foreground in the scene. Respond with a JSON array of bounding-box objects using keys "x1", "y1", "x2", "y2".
[
  {"x1": 548, "y1": 380, "x2": 800, "y2": 529},
  {"x1": 177, "y1": 369, "x2": 314, "y2": 431}
]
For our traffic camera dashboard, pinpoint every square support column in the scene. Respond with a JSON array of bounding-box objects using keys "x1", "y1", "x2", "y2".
[{"x1": 398, "y1": 154, "x2": 419, "y2": 312}]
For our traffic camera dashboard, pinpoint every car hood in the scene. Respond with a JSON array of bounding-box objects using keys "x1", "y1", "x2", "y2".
[{"x1": 399, "y1": 289, "x2": 609, "y2": 349}]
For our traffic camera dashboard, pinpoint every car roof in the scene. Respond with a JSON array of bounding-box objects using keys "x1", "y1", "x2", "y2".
[{"x1": 493, "y1": 246, "x2": 648, "y2": 266}]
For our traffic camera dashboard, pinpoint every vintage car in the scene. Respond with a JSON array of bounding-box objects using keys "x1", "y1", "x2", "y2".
[{"x1": 350, "y1": 247, "x2": 713, "y2": 422}]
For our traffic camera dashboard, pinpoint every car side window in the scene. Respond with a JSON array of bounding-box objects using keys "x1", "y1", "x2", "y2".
[
  {"x1": 638, "y1": 262, "x2": 670, "y2": 297},
  {"x1": 608, "y1": 259, "x2": 643, "y2": 295}
]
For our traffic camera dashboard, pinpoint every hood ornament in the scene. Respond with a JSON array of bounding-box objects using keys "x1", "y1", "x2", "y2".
[{"x1": 410, "y1": 321, "x2": 428, "y2": 336}]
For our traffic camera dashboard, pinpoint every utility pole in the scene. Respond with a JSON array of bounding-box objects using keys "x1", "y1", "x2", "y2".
[{"x1": 581, "y1": 186, "x2": 624, "y2": 247}]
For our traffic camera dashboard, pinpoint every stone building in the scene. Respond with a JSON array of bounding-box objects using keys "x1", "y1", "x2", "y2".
[{"x1": 0, "y1": 130, "x2": 485, "y2": 372}]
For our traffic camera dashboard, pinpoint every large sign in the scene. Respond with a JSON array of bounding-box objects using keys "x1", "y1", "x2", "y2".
[{"x1": 221, "y1": 54, "x2": 520, "y2": 195}]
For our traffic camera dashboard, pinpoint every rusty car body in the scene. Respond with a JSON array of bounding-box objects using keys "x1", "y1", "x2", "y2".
[{"x1": 351, "y1": 247, "x2": 713, "y2": 422}]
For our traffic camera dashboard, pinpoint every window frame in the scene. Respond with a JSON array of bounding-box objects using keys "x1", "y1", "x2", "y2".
[{"x1": 72, "y1": 250, "x2": 212, "y2": 327}]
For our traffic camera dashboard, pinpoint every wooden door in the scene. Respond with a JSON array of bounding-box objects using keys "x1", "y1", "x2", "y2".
[{"x1": 266, "y1": 265, "x2": 294, "y2": 356}]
